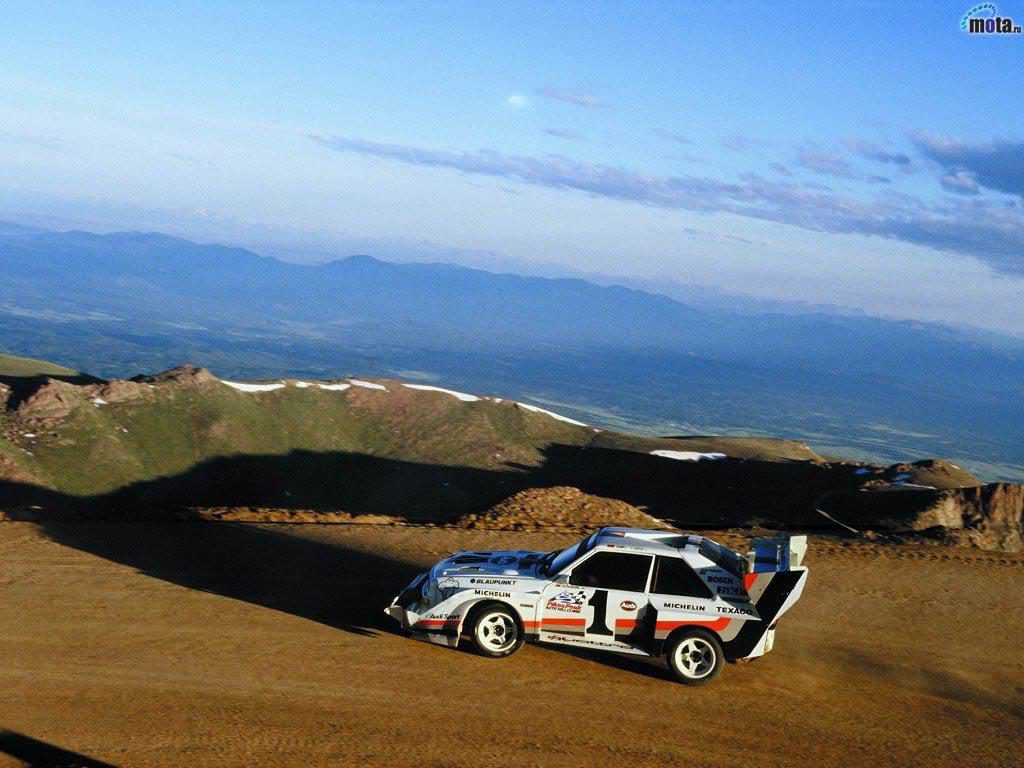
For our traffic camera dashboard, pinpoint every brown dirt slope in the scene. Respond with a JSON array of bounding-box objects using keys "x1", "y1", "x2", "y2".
[
  {"x1": 0, "y1": 522, "x2": 1020, "y2": 768},
  {"x1": 457, "y1": 486, "x2": 670, "y2": 531}
]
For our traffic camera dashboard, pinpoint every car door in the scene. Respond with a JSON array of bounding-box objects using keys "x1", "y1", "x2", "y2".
[
  {"x1": 647, "y1": 555, "x2": 720, "y2": 649},
  {"x1": 539, "y1": 550, "x2": 653, "y2": 654}
]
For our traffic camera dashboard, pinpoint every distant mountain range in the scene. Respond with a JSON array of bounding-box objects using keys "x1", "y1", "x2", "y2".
[{"x1": 1, "y1": 222, "x2": 1022, "y2": 480}]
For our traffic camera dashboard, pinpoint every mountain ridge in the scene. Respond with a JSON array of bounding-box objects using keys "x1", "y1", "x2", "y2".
[
  {"x1": 2, "y1": 361, "x2": 1019, "y2": 551},
  {"x1": 2, "y1": 223, "x2": 1022, "y2": 481}
]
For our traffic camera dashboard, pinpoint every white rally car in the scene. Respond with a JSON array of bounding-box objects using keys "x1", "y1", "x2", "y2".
[{"x1": 386, "y1": 527, "x2": 808, "y2": 685}]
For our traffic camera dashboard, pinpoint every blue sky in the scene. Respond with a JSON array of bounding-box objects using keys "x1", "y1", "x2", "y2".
[{"x1": 2, "y1": 1, "x2": 1024, "y2": 333}]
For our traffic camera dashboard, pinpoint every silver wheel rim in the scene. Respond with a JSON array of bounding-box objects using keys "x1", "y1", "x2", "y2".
[
  {"x1": 476, "y1": 610, "x2": 518, "y2": 652},
  {"x1": 674, "y1": 637, "x2": 716, "y2": 679}
]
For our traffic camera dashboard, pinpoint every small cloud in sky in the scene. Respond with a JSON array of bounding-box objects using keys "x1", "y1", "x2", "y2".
[
  {"x1": 912, "y1": 132, "x2": 1024, "y2": 198},
  {"x1": 543, "y1": 127, "x2": 581, "y2": 140},
  {"x1": 801, "y1": 179, "x2": 834, "y2": 192},
  {"x1": 654, "y1": 128, "x2": 694, "y2": 145},
  {"x1": 940, "y1": 171, "x2": 980, "y2": 195},
  {"x1": 540, "y1": 85, "x2": 604, "y2": 108},
  {"x1": 506, "y1": 94, "x2": 529, "y2": 109},
  {"x1": 796, "y1": 147, "x2": 856, "y2": 179},
  {"x1": 719, "y1": 135, "x2": 768, "y2": 152},
  {"x1": 0, "y1": 130, "x2": 68, "y2": 153},
  {"x1": 843, "y1": 137, "x2": 913, "y2": 168},
  {"x1": 769, "y1": 162, "x2": 793, "y2": 177}
]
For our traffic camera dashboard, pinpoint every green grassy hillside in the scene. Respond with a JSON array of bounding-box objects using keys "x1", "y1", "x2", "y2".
[
  {"x1": 0, "y1": 362, "x2": 983, "y2": 528},
  {"x1": 0, "y1": 353, "x2": 78, "y2": 377}
]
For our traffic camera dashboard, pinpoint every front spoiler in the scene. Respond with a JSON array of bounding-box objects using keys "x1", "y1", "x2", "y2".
[
  {"x1": 385, "y1": 602, "x2": 424, "y2": 628},
  {"x1": 385, "y1": 572, "x2": 425, "y2": 628},
  {"x1": 385, "y1": 573, "x2": 462, "y2": 648}
]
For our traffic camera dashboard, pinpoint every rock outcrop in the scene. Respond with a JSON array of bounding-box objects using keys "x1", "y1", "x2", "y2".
[
  {"x1": 130, "y1": 364, "x2": 217, "y2": 387},
  {"x1": 819, "y1": 482, "x2": 1023, "y2": 552},
  {"x1": 16, "y1": 379, "x2": 82, "y2": 419},
  {"x1": 85, "y1": 379, "x2": 148, "y2": 404}
]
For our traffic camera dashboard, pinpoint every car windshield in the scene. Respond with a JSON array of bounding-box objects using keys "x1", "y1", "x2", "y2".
[{"x1": 544, "y1": 531, "x2": 599, "y2": 577}]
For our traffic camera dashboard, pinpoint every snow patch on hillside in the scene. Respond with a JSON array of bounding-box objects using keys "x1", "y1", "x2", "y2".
[
  {"x1": 348, "y1": 379, "x2": 387, "y2": 391},
  {"x1": 650, "y1": 450, "x2": 726, "y2": 462},
  {"x1": 318, "y1": 382, "x2": 351, "y2": 391},
  {"x1": 402, "y1": 383, "x2": 479, "y2": 402},
  {"x1": 223, "y1": 381, "x2": 285, "y2": 393},
  {"x1": 517, "y1": 401, "x2": 588, "y2": 427}
]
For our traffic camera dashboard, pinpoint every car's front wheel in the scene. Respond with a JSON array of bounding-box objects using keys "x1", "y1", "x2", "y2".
[
  {"x1": 469, "y1": 605, "x2": 523, "y2": 658},
  {"x1": 666, "y1": 629, "x2": 724, "y2": 685}
]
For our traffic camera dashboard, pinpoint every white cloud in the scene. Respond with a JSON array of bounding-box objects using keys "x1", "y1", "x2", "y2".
[
  {"x1": 310, "y1": 132, "x2": 1024, "y2": 275},
  {"x1": 506, "y1": 94, "x2": 529, "y2": 109}
]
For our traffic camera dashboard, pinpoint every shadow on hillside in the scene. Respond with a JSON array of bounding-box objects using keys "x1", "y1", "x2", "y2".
[
  {"x1": 0, "y1": 444, "x2": 865, "y2": 526},
  {"x1": 534, "y1": 443, "x2": 865, "y2": 527},
  {"x1": 0, "y1": 728, "x2": 119, "y2": 767}
]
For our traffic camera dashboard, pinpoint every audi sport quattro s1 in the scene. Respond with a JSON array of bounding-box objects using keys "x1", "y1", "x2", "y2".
[{"x1": 386, "y1": 527, "x2": 808, "y2": 685}]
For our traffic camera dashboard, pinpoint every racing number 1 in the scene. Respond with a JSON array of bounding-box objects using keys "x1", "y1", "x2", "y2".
[{"x1": 586, "y1": 590, "x2": 612, "y2": 635}]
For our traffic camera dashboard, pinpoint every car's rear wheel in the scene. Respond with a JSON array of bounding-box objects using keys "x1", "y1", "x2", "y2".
[
  {"x1": 666, "y1": 629, "x2": 724, "y2": 685},
  {"x1": 470, "y1": 605, "x2": 523, "y2": 658}
]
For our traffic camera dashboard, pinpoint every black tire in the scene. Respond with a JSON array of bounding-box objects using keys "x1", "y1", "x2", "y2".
[
  {"x1": 666, "y1": 628, "x2": 724, "y2": 685},
  {"x1": 468, "y1": 604, "x2": 524, "y2": 658}
]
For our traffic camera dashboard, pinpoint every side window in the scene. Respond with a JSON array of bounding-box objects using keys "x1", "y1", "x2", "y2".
[
  {"x1": 652, "y1": 556, "x2": 713, "y2": 599},
  {"x1": 569, "y1": 552, "x2": 652, "y2": 591}
]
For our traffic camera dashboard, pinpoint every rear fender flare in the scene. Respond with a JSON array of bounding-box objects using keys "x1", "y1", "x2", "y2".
[{"x1": 655, "y1": 619, "x2": 728, "y2": 657}]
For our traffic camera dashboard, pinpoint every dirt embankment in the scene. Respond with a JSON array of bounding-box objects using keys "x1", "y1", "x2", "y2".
[
  {"x1": 456, "y1": 486, "x2": 670, "y2": 532},
  {"x1": 27, "y1": 487, "x2": 671, "y2": 531}
]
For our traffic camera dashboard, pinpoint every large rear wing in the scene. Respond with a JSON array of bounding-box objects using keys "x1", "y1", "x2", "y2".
[{"x1": 745, "y1": 535, "x2": 807, "y2": 573}]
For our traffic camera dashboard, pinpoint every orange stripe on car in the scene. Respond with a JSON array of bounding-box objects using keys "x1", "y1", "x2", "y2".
[{"x1": 655, "y1": 618, "x2": 731, "y2": 632}]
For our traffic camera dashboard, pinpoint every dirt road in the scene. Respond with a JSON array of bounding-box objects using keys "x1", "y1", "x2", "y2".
[{"x1": 1, "y1": 522, "x2": 1021, "y2": 767}]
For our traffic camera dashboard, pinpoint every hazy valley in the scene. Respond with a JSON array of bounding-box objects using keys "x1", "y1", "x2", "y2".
[{"x1": 2, "y1": 223, "x2": 1022, "y2": 481}]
